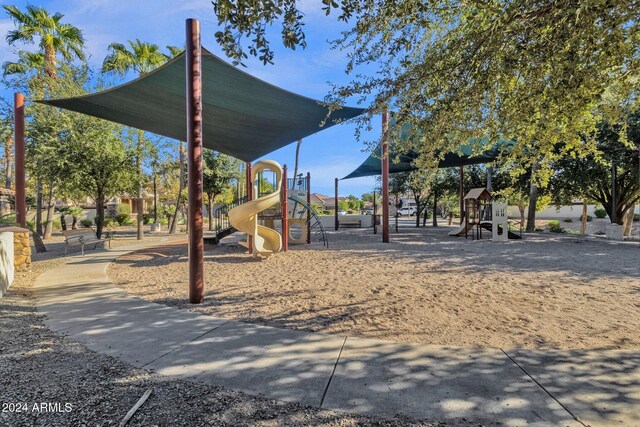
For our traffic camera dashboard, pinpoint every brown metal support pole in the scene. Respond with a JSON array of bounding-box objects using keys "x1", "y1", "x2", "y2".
[
  {"x1": 306, "y1": 172, "x2": 311, "y2": 244},
  {"x1": 334, "y1": 178, "x2": 339, "y2": 230},
  {"x1": 282, "y1": 165, "x2": 289, "y2": 251},
  {"x1": 186, "y1": 18, "x2": 204, "y2": 304},
  {"x1": 373, "y1": 191, "x2": 377, "y2": 234},
  {"x1": 459, "y1": 165, "x2": 465, "y2": 225},
  {"x1": 381, "y1": 110, "x2": 390, "y2": 243},
  {"x1": 14, "y1": 93, "x2": 26, "y2": 228},
  {"x1": 246, "y1": 162, "x2": 253, "y2": 254}
]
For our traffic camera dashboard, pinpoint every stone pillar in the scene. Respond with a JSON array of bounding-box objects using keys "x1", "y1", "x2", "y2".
[{"x1": 12, "y1": 228, "x2": 31, "y2": 272}]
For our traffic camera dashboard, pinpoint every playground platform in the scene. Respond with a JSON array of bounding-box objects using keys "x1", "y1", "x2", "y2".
[{"x1": 33, "y1": 244, "x2": 639, "y2": 426}]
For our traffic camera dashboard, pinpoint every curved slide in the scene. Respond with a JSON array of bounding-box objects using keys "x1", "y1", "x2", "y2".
[{"x1": 228, "y1": 160, "x2": 283, "y2": 257}]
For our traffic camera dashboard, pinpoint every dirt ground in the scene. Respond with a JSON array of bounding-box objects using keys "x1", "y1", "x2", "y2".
[{"x1": 108, "y1": 222, "x2": 640, "y2": 350}]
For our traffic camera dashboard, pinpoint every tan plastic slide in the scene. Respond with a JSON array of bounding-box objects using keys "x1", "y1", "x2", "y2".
[
  {"x1": 448, "y1": 221, "x2": 474, "y2": 237},
  {"x1": 228, "y1": 160, "x2": 283, "y2": 257}
]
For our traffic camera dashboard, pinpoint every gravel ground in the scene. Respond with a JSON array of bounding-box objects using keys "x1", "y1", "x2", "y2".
[{"x1": 0, "y1": 234, "x2": 458, "y2": 427}]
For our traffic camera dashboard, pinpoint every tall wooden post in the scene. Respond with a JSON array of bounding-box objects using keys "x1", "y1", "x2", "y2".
[
  {"x1": 381, "y1": 110, "x2": 390, "y2": 243},
  {"x1": 306, "y1": 172, "x2": 311, "y2": 244},
  {"x1": 14, "y1": 93, "x2": 26, "y2": 228},
  {"x1": 186, "y1": 18, "x2": 204, "y2": 304},
  {"x1": 246, "y1": 162, "x2": 252, "y2": 254},
  {"x1": 373, "y1": 191, "x2": 377, "y2": 234},
  {"x1": 459, "y1": 165, "x2": 465, "y2": 225},
  {"x1": 282, "y1": 165, "x2": 289, "y2": 251},
  {"x1": 334, "y1": 178, "x2": 339, "y2": 230}
]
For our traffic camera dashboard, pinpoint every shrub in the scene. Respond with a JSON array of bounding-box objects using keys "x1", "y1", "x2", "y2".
[
  {"x1": 98, "y1": 216, "x2": 116, "y2": 227},
  {"x1": 548, "y1": 220, "x2": 564, "y2": 233},
  {"x1": 80, "y1": 218, "x2": 93, "y2": 228},
  {"x1": 580, "y1": 214, "x2": 593, "y2": 222},
  {"x1": 593, "y1": 207, "x2": 607, "y2": 218},
  {"x1": 0, "y1": 213, "x2": 16, "y2": 225},
  {"x1": 563, "y1": 218, "x2": 573, "y2": 223},
  {"x1": 115, "y1": 204, "x2": 132, "y2": 226}
]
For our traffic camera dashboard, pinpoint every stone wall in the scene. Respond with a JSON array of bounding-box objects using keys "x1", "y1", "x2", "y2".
[{"x1": 0, "y1": 230, "x2": 15, "y2": 298}]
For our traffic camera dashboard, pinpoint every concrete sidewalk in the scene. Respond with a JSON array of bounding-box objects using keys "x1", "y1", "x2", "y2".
[{"x1": 33, "y1": 246, "x2": 639, "y2": 426}]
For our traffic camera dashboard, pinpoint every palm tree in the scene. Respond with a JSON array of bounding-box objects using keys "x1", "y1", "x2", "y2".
[
  {"x1": 3, "y1": 5, "x2": 84, "y2": 77},
  {"x1": 2, "y1": 50, "x2": 45, "y2": 77},
  {"x1": 102, "y1": 40, "x2": 175, "y2": 240},
  {"x1": 3, "y1": 5, "x2": 84, "y2": 240}
]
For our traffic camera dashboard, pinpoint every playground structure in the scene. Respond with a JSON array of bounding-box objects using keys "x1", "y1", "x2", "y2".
[
  {"x1": 448, "y1": 188, "x2": 522, "y2": 240},
  {"x1": 229, "y1": 160, "x2": 283, "y2": 257},
  {"x1": 224, "y1": 160, "x2": 328, "y2": 257}
]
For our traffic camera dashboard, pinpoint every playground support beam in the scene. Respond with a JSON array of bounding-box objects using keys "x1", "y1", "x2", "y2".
[
  {"x1": 186, "y1": 18, "x2": 204, "y2": 304},
  {"x1": 459, "y1": 165, "x2": 465, "y2": 225},
  {"x1": 373, "y1": 191, "x2": 377, "y2": 235},
  {"x1": 282, "y1": 164, "x2": 289, "y2": 251},
  {"x1": 334, "y1": 178, "x2": 339, "y2": 230},
  {"x1": 14, "y1": 93, "x2": 26, "y2": 228},
  {"x1": 306, "y1": 172, "x2": 311, "y2": 244},
  {"x1": 246, "y1": 162, "x2": 252, "y2": 253},
  {"x1": 381, "y1": 110, "x2": 390, "y2": 243}
]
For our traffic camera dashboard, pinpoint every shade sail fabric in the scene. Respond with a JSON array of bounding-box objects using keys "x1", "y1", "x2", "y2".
[
  {"x1": 39, "y1": 49, "x2": 365, "y2": 162},
  {"x1": 342, "y1": 139, "x2": 513, "y2": 179}
]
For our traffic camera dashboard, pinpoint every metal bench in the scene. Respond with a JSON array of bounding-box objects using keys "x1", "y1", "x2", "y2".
[{"x1": 63, "y1": 229, "x2": 111, "y2": 256}]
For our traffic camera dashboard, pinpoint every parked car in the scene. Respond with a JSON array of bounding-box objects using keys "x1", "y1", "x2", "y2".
[{"x1": 397, "y1": 206, "x2": 417, "y2": 216}]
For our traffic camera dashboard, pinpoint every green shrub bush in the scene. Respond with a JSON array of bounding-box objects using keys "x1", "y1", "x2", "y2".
[
  {"x1": 115, "y1": 204, "x2": 132, "y2": 226},
  {"x1": 0, "y1": 213, "x2": 16, "y2": 225},
  {"x1": 593, "y1": 207, "x2": 607, "y2": 218},
  {"x1": 563, "y1": 218, "x2": 573, "y2": 223},
  {"x1": 548, "y1": 220, "x2": 564, "y2": 233},
  {"x1": 80, "y1": 218, "x2": 93, "y2": 228}
]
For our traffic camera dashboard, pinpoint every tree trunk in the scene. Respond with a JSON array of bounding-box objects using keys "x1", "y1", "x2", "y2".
[
  {"x1": 580, "y1": 201, "x2": 587, "y2": 235},
  {"x1": 96, "y1": 190, "x2": 105, "y2": 239},
  {"x1": 526, "y1": 162, "x2": 540, "y2": 232},
  {"x1": 60, "y1": 212, "x2": 67, "y2": 231},
  {"x1": 31, "y1": 231, "x2": 46, "y2": 253},
  {"x1": 71, "y1": 215, "x2": 78, "y2": 230},
  {"x1": 4, "y1": 134, "x2": 12, "y2": 189},
  {"x1": 415, "y1": 195, "x2": 421, "y2": 227},
  {"x1": 432, "y1": 190, "x2": 438, "y2": 227},
  {"x1": 43, "y1": 180, "x2": 55, "y2": 240},
  {"x1": 36, "y1": 178, "x2": 43, "y2": 237},
  {"x1": 208, "y1": 193, "x2": 213, "y2": 231},
  {"x1": 293, "y1": 139, "x2": 302, "y2": 188},
  {"x1": 44, "y1": 45, "x2": 57, "y2": 78},
  {"x1": 136, "y1": 131, "x2": 144, "y2": 240},
  {"x1": 153, "y1": 171, "x2": 158, "y2": 224},
  {"x1": 623, "y1": 206, "x2": 634, "y2": 237},
  {"x1": 169, "y1": 141, "x2": 185, "y2": 234}
]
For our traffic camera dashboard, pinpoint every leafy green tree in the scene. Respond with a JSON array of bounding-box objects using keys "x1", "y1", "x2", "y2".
[
  {"x1": 211, "y1": 1, "x2": 638, "y2": 176},
  {"x1": 63, "y1": 113, "x2": 137, "y2": 238},
  {"x1": 361, "y1": 192, "x2": 374, "y2": 202},
  {"x1": 102, "y1": 40, "x2": 175, "y2": 239},
  {"x1": 551, "y1": 110, "x2": 640, "y2": 231},
  {"x1": 203, "y1": 150, "x2": 241, "y2": 230}
]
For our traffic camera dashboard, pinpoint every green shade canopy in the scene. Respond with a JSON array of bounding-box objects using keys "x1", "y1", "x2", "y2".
[
  {"x1": 39, "y1": 48, "x2": 365, "y2": 162},
  {"x1": 342, "y1": 138, "x2": 513, "y2": 179}
]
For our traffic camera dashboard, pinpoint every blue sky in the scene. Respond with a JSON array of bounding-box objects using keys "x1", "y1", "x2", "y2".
[{"x1": 0, "y1": 0, "x2": 379, "y2": 197}]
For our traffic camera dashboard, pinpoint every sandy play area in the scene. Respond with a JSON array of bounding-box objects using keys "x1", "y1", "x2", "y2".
[{"x1": 108, "y1": 223, "x2": 640, "y2": 350}]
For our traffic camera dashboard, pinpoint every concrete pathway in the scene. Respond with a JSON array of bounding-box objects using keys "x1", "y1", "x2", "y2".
[{"x1": 33, "y1": 245, "x2": 639, "y2": 426}]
